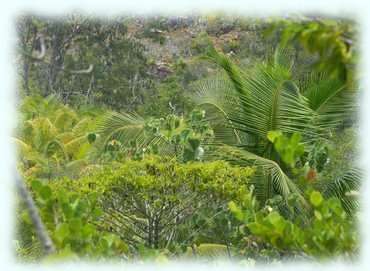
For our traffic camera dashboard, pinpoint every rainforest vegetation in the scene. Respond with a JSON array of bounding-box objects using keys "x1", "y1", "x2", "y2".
[{"x1": 13, "y1": 13, "x2": 360, "y2": 264}]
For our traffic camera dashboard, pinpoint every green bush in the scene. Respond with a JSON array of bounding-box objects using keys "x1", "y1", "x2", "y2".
[
  {"x1": 20, "y1": 178, "x2": 127, "y2": 260},
  {"x1": 66, "y1": 157, "x2": 254, "y2": 251},
  {"x1": 20, "y1": 157, "x2": 254, "y2": 260},
  {"x1": 190, "y1": 31, "x2": 213, "y2": 55},
  {"x1": 229, "y1": 190, "x2": 359, "y2": 260}
]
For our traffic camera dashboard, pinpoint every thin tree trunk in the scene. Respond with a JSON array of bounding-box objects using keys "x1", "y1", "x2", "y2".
[
  {"x1": 14, "y1": 170, "x2": 55, "y2": 255},
  {"x1": 21, "y1": 18, "x2": 37, "y2": 96}
]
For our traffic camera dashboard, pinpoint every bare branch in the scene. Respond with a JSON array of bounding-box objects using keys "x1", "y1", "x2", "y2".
[
  {"x1": 69, "y1": 64, "x2": 94, "y2": 74},
  {"x1": 14, "y1": 170, "x2": 55, "y2": 255}
]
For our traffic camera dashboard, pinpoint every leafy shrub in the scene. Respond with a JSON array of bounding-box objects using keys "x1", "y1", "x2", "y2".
[
  {"x1": 267, "y1": 131, "x2": 305, "y2": 168},
  {"x1": 18, "y1": 178, "x2": 127, "y2": 260},
  {"x1": 229, "y1": 190, "x2": 359, "y2": 260},
  {"x1": 190, "y1": 31, "x2": 213, "y2": 55},
  {"x1": 18, "y1": 157, "x2": 254, "y2": 260},
  {"x1": 264, "y1": 19, "x2": 357, "y2": 84},
  {"x1": 64, "y1": 157, "x2": 253, "y2": 251}
]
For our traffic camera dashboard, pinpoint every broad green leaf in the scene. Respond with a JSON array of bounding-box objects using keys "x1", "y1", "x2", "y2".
[
  {"x1": 228, "y1": 201, "x2": 243, "y2": 221},
  {"x1": 267, "y1": 130, "x2": 282, "y2": 143},
  {"x1": 310, "y1": 191, "x2": 323, "y2": 207},
  {"x1": 55, "y1": 223, "x2": 70, "y2": 244},
  {"x1": 39, "y1": 185, "x2": 52, "y2": 200}
]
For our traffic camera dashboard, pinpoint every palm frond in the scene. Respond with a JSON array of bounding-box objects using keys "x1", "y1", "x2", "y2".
[
  {"x1": 303, "y1": 74, "x2": 356, "y2": 131},
  {"x1": 273, "y1": 45, "x2": 294, "y2": 71},
  {"x1": 64, "y1": 135, "x2": 90, "y2": 158},
  {"x1": 56, "y1": 131, "x2": 75, "y2": 144},
  {"x1": 317, "y1": 167, "x2": 362, "y2": 213},
  {"x1": 44, "y1": 139, "x2": 68, "y2": 161},
  {"x1": 235, "y1": 65, "x2": 315, "y2": 139},
  {"x1": 72, "y1": 118, "x2": 92, "y2": 136},
  {"x1": 27, "y1": 117, "x2": 58, "y2": 151},
  {"x1": 194, "y1": 76, "x2": 242, "y2": 146},
  {"x1": 11, "y1": 137, "x2": 31, "y2": 154},
  {"x1": 54, "y1": 107, "x2": 78, "y2": 132},
  {"x1": 14, "y1": 239, "x2": 43, "y2": 261},
  {"x1": 197, "y1": 50, "x2": 318, "y2": 147},
  {"x1": 205, "y1": 145, "x2": 307, "y2": 207},
  {"x1": 97, "y1": 111, "x2": 175, "y2": 157},
  {"x1": 204, "y1": 46, "x2": 247, "y2": 96},
  {"x1": 97, "y1": 111, "x2": 146, "y2": 147},
  {"x1": 190, "y1": 243, "x2": 231, "y2": 260}
]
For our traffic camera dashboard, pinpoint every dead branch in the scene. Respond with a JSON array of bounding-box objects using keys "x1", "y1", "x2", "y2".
[{"x1": 14, "y1": 169, "x2": 55, "y2": 255}]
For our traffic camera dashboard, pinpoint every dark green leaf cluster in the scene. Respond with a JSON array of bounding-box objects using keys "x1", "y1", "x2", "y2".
[
  {"x1": 229, "y1": 190, "x2": 358, "y2": 260},
  {"x1": 19, "y1": 179, "x2": 127, "y2": 260}
]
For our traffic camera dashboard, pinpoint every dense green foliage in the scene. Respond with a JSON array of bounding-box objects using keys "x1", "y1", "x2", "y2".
[
  {"x1": 264, "y1": 18, "x2": 357, "y2": 86},
  {"x1": 18, "y1": 157, "x2": 254, "y2": 260},
  {"x1": 14, "y1": 14, "x2": 360, "y2": 264},
  {"x1": 229, "y1": 189, "x2": 358, "y2": 260}
]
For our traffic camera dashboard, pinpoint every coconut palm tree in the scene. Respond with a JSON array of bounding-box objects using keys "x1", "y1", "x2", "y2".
[
  {"x1": 93, "y1": 45, "x2": 359, "y2": 214},
  {"x1": 194, "y1": 46, "x2": 358, "y2": 210}
]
